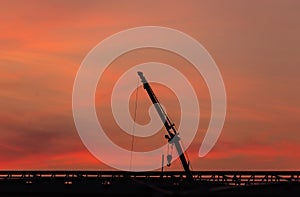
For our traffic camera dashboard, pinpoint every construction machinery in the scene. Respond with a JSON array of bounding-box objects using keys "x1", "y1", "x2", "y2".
[{"x1": 137, "y1": 71, "x2": 193, "y2": 180}]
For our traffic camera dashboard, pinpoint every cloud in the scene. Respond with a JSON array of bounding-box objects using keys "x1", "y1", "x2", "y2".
[{"x1": 0, "y1": 0, "x2": 300, "y2": 170}]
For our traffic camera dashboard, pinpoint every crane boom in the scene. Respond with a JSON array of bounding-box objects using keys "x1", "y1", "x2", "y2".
[{"x1": 137, "y1": 71, "x2": 192, "y2": 180}]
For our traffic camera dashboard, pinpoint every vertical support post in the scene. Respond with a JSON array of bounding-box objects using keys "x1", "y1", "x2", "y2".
[{"x1": 161, "y1": 154, "x2": 164, "y2": 177}]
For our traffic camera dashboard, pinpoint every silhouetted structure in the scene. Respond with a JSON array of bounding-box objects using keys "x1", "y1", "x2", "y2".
[
  {"x1": 138, "y1": 72, "x2": 192, "y2": 179},
  {"x1": 0, "y1": 170, "x2": 300, "y2": 196}
]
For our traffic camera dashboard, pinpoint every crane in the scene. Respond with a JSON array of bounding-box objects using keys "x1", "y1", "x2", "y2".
[{"x1": 137, "y1": 71, "x2": 193, "y2": 180}]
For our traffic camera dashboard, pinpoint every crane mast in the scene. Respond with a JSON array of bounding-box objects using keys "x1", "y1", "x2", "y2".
[{"x1": 137, "y1": 71, "x2": 192, "y2": 180}]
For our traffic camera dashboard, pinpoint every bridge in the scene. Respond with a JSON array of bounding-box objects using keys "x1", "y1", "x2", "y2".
[{"x1": 0, "y1": 170, "x2": 299, "y2": 196}]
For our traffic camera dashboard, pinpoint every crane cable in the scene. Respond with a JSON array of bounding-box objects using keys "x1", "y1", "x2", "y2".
[{"x1": 129, "y1": 77, "x2": 140, "y2": 171}]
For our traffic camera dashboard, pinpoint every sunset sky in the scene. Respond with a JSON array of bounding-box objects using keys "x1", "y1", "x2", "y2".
[{"x1": 1, "y1": 0, "x2": 300, "y2": 171}]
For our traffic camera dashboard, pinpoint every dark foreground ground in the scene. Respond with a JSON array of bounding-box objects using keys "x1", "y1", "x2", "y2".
[{"x1": 1, "y1": 171, "x2": 299, "y2": 197}]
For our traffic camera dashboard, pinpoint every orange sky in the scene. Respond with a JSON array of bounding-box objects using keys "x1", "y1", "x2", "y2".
[{"x1": 1, "y1": 0, "x2": 300, "y2": 170}]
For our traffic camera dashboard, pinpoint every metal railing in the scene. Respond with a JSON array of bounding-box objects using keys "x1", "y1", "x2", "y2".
[{"x1": 0, "y1": 170, "x2": 299, "y2": 186}]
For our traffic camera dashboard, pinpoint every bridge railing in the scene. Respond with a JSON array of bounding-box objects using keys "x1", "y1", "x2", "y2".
[{"x1": 0, "y1": 171, "x2": 299, "y2": 186}]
